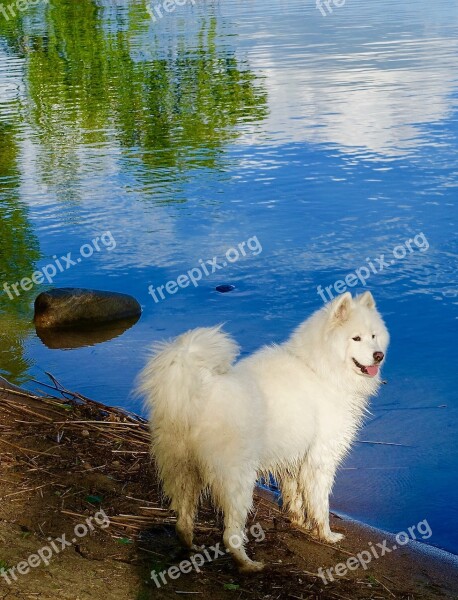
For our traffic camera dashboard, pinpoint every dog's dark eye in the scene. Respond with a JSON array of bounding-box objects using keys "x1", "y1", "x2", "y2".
[
  {"x1": 352, "y1": 336, "x2": 361, "y2": 341},
  {"x1": 372, "y1": 334, "x2": 376, "y2": 339}
]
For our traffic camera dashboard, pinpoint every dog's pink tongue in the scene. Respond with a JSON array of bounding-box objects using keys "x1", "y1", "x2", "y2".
[{"x1": 366, "y1": 365, "x2": 379, "y2": 377}]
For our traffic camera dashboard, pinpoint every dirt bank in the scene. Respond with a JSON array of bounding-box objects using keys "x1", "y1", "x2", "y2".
[{"x1": 0, "y1": 376, "x2": 457, "y2": 600}]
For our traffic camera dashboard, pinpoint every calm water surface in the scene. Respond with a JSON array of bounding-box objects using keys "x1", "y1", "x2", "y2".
[{"x1": 0, "y1": 0, "x2": 457, "y2": 554}]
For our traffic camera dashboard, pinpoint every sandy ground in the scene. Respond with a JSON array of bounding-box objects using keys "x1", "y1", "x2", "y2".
[{"x1": 0, "y1": 377, "x2": 457, "y2": 600}]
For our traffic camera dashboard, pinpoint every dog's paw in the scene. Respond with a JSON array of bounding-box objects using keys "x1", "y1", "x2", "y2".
[
  {"x1": 290, "y1": 518, "x2": 308, "y2": 530},
  {"x1": 321, "y1": 531, "x2": 344, "y2": 544},
  {"x1": 238, "y1": 560, "x2": 265, "y2": 574}
]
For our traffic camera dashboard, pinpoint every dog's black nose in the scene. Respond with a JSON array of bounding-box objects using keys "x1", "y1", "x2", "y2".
[{"x1": 373, "y1": 351, "x2": 384, "y2": 363}]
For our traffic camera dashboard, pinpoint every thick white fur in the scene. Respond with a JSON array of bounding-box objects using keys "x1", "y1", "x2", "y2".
[{"x1": 137, "y1": 291, "x2": 389, "y2": 572}]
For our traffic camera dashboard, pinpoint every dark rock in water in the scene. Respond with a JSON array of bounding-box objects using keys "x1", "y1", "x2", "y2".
[
  {"x1": 34, "y1": 288, "x2": 142, "y2": 329},
  {"x1": 36, "y1": 315, "x2": 140, "y2": 349},
  {"x1": 215, "y1": 284, "x2": 235, "y2": 293}
]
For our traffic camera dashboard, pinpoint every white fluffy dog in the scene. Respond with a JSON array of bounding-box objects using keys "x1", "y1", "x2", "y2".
[{"x1": 138, "y1": 291, "x2": 389, "y2": 572}]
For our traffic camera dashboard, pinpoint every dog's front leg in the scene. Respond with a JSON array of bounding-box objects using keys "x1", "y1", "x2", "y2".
[
  {"x1": 299, "y1": 457, "x2": 344, "y2": 544},
  {"x1": 280, "y1": 473, "x2": 306, "y2": 527}
]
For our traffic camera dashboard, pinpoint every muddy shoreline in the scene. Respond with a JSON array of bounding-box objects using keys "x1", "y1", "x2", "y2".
[{"x1": 0, "y1": 376, "x2": 457, "y2": 599}]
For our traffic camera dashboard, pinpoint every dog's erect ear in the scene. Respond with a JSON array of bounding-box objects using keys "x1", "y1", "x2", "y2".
[
  {"x1": 330, "y1": 292, "x2": 352, "y2": 323},
  {"x1": 357, "y1": 291, "x2": 376, "y2": 310}
]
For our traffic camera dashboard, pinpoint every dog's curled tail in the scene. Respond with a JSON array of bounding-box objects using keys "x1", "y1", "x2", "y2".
[{"x1": 137, "y1": 326, "x2": 239, "y2": 427}]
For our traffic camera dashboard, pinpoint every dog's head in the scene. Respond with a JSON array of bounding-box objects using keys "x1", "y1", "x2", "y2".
[{"x1": 326, "y1": 291, "x2": 389, "y2": 381}]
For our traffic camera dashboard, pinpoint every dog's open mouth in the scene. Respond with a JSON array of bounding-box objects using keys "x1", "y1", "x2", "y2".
[{"x1": 352, "y1": 358, "x2": 379, "y2": 377}]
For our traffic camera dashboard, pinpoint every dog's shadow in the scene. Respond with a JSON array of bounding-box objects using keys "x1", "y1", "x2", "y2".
[{"x1": 139, "y1": 524, "x2": 187, "y2": 562}]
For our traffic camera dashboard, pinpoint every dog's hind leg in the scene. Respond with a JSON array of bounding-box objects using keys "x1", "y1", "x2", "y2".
[
  {"x1": 212, "y1": 471, "x2": 264, "y2": 573},
  {"x1": 175, "y1": 474, "x2": 202, "y2": 550},
  {"x1": 159, "y1": 456, "x2": 202, "y2": 549}
]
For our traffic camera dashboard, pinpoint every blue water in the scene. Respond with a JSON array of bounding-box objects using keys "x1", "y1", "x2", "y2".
[{"x1": 0, "y1": 0, "x2": 457, "y2": 554}]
